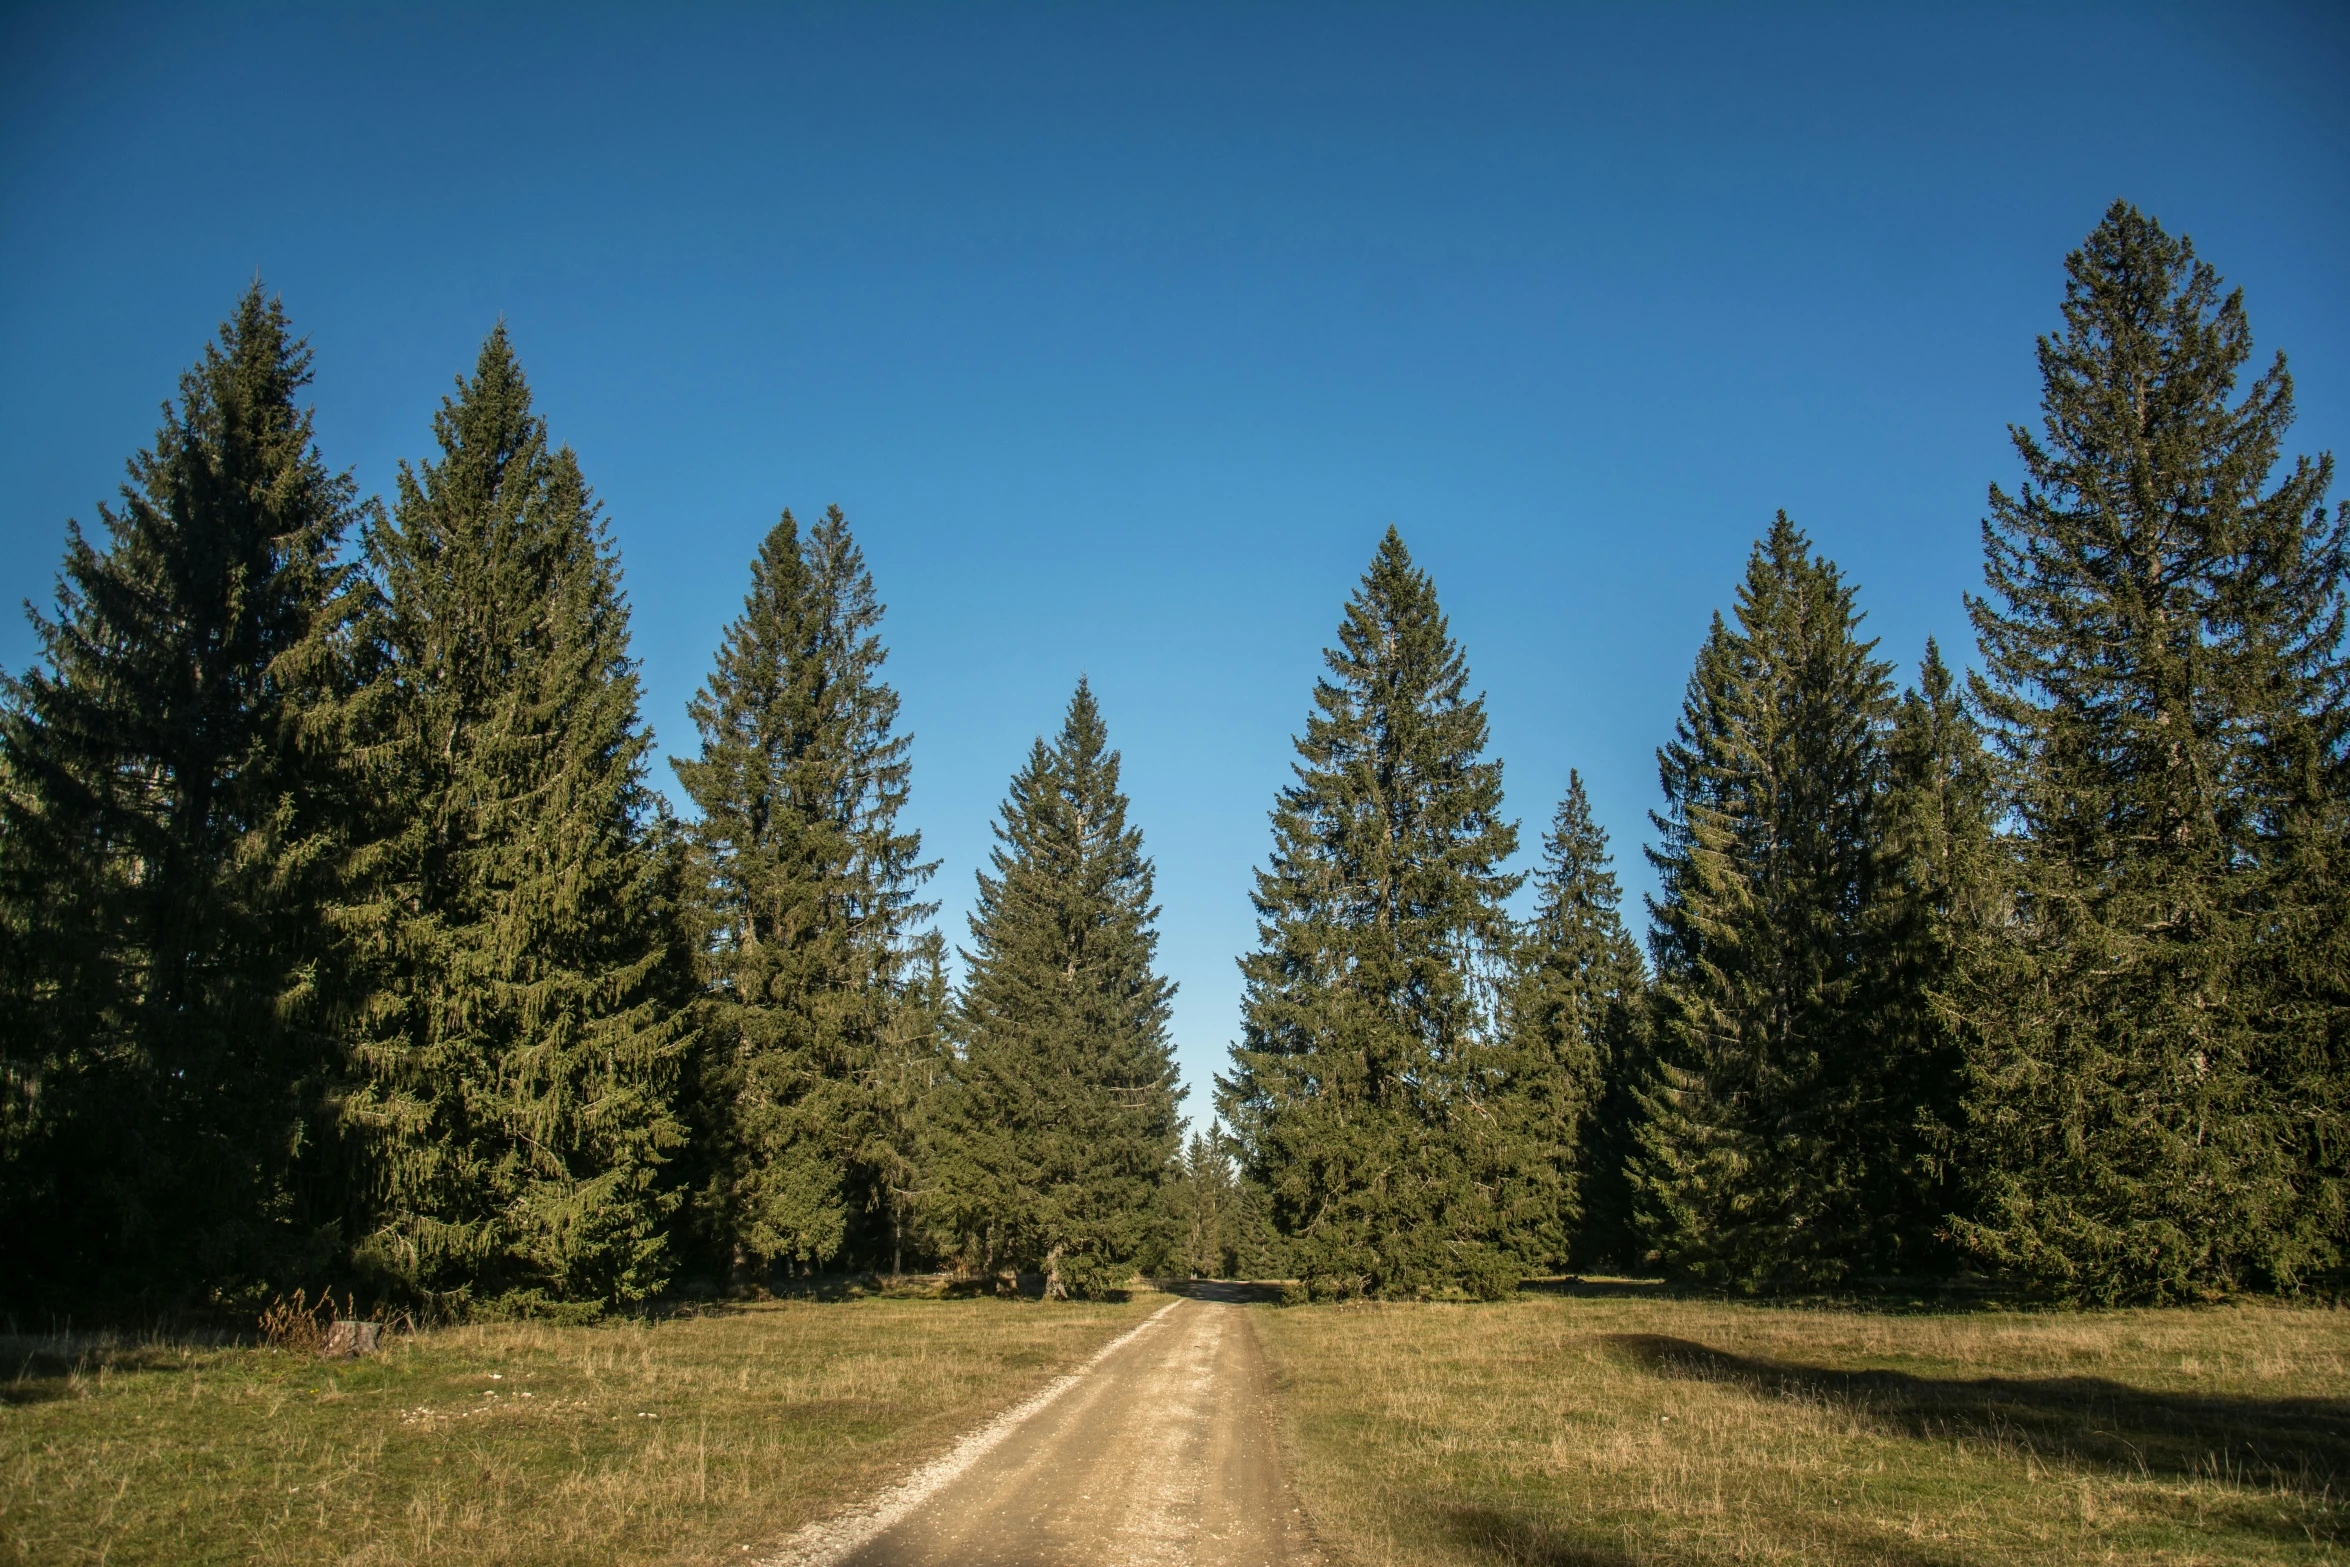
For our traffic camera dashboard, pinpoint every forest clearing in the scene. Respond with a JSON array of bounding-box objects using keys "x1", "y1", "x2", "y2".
[
  {"x1": 6, "y1": 11, "x2": 2347, "y2": 1567},
  {"x1": 7, "y1": 1283, "x2": 2342, "y2": 1566}
]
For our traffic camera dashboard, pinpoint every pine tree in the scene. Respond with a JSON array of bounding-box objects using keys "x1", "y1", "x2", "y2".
[
  {"x1": 1514, "y1": 773, "x2": 1648, "y2": 1272},
  {"x1": 1219, "y1": 529, "x2": 1530, "y2": 1300},
  {"x1": 670, "y1": 507, "x2": 936, "y2": 1280},
  {"x1": 1869, "y1": 640, "x2": 1995, "y2": 1273},
  {"x1": 344, "y1": 328, "x2": 687, "y2": 1308},
  {"x1": 1959, "y1": 201, "x2": 2347, "y2": 1300},
  {"x1": 944, "y1": 680, "x2": 1183, "y2": 1298},
  {"x1": 0, "y1": 285, "x2": 364, "y2": 1302},
  {"x1": 1636, "y1": 514, "x2": 1895, "y2": 1290}
]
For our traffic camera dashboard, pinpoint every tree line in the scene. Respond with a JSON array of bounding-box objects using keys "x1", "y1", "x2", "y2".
[
  {"x1": 0, "y1": 309, "x2": 1180, "y2": 1312},
  {"x1": 3, "y1": 201, "x2": 2342, "y2": 1312}
]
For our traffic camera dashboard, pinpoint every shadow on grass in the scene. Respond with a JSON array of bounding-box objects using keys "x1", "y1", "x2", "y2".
[
  {"x1": 695, "y1": 1271, "x2": 1132, "y2": 1304},
  {"x1": 4, "y1": 1347, "x2": 86, "y2": 1405},
  {"x1": 1604, "y1": 1332, "x2": 2350, "y2": 1499},
  {"x1": 1431, "y1": 1505, "x2": 1635, "y2": 1566},
  {"x1": 1521, "y1": 1276, "x2": 1674, "y2": 1302},
  {"x1": 931, "y1": 1273, "x2": 1135, "y2": 1303},
  {"x1": 1434, "y1": 1505, "x2": 1977, "y2": 1567},
  {"x1": 1159, "y1": 1278, "x2": 1290, "y2": 1305},
  {"x1": 756, "y1": 1273, "x2": 931, "y2": 1303},
  {"x1": 1, "y1": 1332, "x2": 227, "y2": 1405},
  {"x1": 1523, "y1": 1275, "x2": 2032, "y2": 1314}
]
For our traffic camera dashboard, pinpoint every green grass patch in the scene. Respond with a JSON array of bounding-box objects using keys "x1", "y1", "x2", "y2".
[
  {"x1": 4, "y1": 1287, "x2": 1163, "y2": 1566},
  {"x1": 1255, "y1": 1283, "x2": 2348, "y2": 1566}
]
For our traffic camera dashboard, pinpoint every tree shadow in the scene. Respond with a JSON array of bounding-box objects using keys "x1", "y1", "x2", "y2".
[
  {"x1": 719, "y1": 1270, "x2": 1137, "y2": 1303},
  {"x1": 1430, "y1": 1504, "x2": 1635, "y2": 1566},
  {"x1": 1519, "y1": 1276, "x2": 1675, "y2": 1301},
  {"x1": 756, "y1": 1272, "x2": 923, "y2": 1303},
  {"x1": 1432, "y1": 1505, "x2": 1978, "y2": 1567},
  {"x1": 0, "y1": 1331, "x2": 222, "y2": 1405},
  {"x1": 2, "y1": 1344, "x2": 83, "y2": 1404},
  {"x1": 1603, "y1": 1332, "x2": 2350, "y2": 1499},
  {"x1": 1521, "y1": 1275, "x2": 2031, "y2": 1314},
  {"x1": 922, "y1": 1272, "x2": 1136, "y2": 1302},
  {"x1": 1157, "y1": 1278, "x2": 1290, "y2": 1304}
]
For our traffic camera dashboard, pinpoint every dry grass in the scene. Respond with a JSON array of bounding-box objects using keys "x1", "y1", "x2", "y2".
[
  {"x1": 1255, "y1": 1282, "x2": 2349, "y2": 1566},
  {"x1": 1, "y1": 1285, "x2": 1163, "y2": 1566}
]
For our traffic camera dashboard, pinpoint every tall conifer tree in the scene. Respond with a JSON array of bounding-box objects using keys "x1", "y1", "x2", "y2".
[
  {"x1": 943, "y1": 681, "x2": 1182, "y2": 1297},
  {"x1": 1219, "y1": 530, "x2": 1531, "y2": 1299},
  {"x1": 869, "y1": 930, "x2": 953, "y2": 1275},
  {"x1": 1514, "y1": 773, "x2": 1647, "y2": 1270},
  {"x1": 1870, "y1": 641, "x2": 1995, "y2": 1272},
  {"x1": 671, "y1": 507, "x2": 935, "y2": 1278},
  {"x1": 1960, "y1": 202, "x2": 2347, "y2": 1300},
  {"x1": 1637, "y1": 515, "x2": 1895, "y2": 1289},
  {"x1": 1172, "y1": 1129, "x2": 1242, "y2": 1279},
  {"x1": 0, "y1": 286, "x2": 364, "y2": 1302},
  {"x1": 345, "y1": 329, "x2": 686, "y2": 1307}
]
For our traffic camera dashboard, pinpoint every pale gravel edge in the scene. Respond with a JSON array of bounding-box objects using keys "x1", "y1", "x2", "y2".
[{"x1": 753, "y1": 1296, "x2": 1186, "y2": 1567}]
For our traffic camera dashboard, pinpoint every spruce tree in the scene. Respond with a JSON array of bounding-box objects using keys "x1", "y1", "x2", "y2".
[
  {"x1": 1514, "y1": 773, "x2": 1648, "y2": 1272},
  {"x1": 345, "y1": 328, "x2": 687, "y2": 1308},
  {"x1": 1870, "y1": 640, "x2": 1995, "y2": 1273},
  {"x1": 944, "y1": 680, "x2": 1182, "y2": 1297},
  {"x1": 1219, "y1": 529, "x2": 1531, "y2": 1300},
  {"x1": 0, "y1": 286, "x2": 364, "y2": 1303},
  {"x1": 1172, "y1": 1129, "x2": 1242, "y2": 1278},
  {"x1": 870, "y1": 930, "x2": 953, "y2": 1276},
  {"x1": 670, "y1": 507, "x2": 935, "y2": 1279},
  {"x1": 1959, "y1": 201, "x2": 2347, "y2": 1300},
  {"x1": 1636, "y1": 514, "x2": 1895, "y2": 1290}
]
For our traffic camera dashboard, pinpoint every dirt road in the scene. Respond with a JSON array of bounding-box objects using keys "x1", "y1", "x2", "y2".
[{"x1": 765, "y1": 1289, "x2": 1320, "y2": 1567}]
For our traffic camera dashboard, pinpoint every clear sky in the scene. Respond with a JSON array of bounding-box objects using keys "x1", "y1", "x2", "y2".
[{"x1": 5, "y1": 3, "x2": 2346, "y2": 1118}]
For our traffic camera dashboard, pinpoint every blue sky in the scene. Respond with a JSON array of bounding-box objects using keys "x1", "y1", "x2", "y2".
[{"x1": 4, "y1": 3, "x2": 2345, "y2": 1115}]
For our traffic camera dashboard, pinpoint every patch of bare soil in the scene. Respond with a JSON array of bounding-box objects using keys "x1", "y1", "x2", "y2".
[{"x1": 766, "y1": 1293, "x2": 1320, "y2": 1567}]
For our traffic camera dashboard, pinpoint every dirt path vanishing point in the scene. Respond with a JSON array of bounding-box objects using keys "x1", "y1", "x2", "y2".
[{"x1": 760, "y1": 1287, "x2": 1322, "y2": 1567}]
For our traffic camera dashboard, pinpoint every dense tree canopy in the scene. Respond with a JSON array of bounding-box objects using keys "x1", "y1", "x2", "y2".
[{"x1": 4, "y1": 201, "x2": 2339, "y2": 1315}]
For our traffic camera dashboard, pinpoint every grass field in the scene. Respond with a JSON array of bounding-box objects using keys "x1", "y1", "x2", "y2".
[
  {"x1": 1254, "y1": 1282, "x2": 2349, "y2": 1566},
  {"x1": 1, "y1": 1286, "x2": 1162, "y2": 1567},
  {"x1": 12, "y1": 1280, "x2": 2344, "y2": 1567}
]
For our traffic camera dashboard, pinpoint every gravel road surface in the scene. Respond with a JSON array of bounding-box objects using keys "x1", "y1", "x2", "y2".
[{"x1": 768, "y1": 1288, "x2": 1319, "y2": 1567}]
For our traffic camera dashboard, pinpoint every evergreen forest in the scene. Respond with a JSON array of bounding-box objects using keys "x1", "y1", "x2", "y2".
[{"x1": 4, "y1": 201, "x2": 2343, "y2": 1313}]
